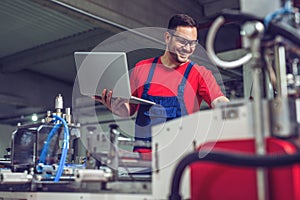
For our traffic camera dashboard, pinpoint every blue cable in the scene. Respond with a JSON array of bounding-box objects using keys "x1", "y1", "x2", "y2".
[
  {"x1": 38, "y1": 123, "x2": 62, "y2": 166},
  {"x1": 37, "y1": 115, "x2": 70, "y2": 182},
  {"x1": 264, "y1": 0, "x2": 293, "y2": 28},
  {"x1": 53, "y1": 115, "x2": 69, "y2": 182}
]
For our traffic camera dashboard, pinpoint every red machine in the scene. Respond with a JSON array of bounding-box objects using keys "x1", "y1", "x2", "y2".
[{"x1": 190, "y1": 138, "x2": 300, "y2": 200}]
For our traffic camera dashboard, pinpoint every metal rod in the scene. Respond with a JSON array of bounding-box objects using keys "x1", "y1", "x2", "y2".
[
  {"x1": 274, "y1": 44, "x2": 288, "y2": 97},
  {"x1": 252, "y1": 67, "x2": 269, "y2": 200},
  {"x1": 49, "y1": 0, "x2": 164, "y2": 45},
  {"x1": 244, "y1": 21, "x2": 269, "y2": 200}
]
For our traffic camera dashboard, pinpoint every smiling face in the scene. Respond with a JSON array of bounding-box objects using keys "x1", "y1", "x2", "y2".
[{"x1": 165, "y1": 26, "x2": 198, "y2": 64}]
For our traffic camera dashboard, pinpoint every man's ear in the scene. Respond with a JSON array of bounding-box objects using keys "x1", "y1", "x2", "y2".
[{"x1": 164, "y1": 31, "x2": 171, "y2": 43}]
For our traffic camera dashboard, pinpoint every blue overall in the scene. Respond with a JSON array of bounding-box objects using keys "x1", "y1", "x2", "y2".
[{"x1": 134, "y1": 57, "x2": 195, "y2": 142}]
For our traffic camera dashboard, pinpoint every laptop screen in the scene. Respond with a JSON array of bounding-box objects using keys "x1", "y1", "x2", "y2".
[{"x1": 74, "y1": 52, "x2": 132, "y2": 99}]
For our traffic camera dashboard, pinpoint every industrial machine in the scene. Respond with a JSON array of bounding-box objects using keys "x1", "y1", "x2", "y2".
[
  {"x1": 167, "y1": 1, "x2": 300, "y2": 200},
  {"x1": 1, "y1": 0, "x2": 300, "y2": 200},
  {"x1": 0, "y1": 93, "x2": 153, "y2": 198}
]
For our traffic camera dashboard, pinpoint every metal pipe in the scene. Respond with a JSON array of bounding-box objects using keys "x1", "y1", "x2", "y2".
[
  {"x1": 270, "y1": 42, "x2": 295, "y2": 138},
  {"x1": 242, "y1": 21, "x2": 269, "y2": 200},
  {"x1": 206, "y1": 16, "x2": 253, "y2": 68},
  {"x1": 49, "y1": 0, "x2": 164, "y2": 45},
  {"x1": 252, "y1": 67, "x2": 269, "y2": 200},
  {"x1": 274, "y1": 44, "x2": 288, "y2": 97}
]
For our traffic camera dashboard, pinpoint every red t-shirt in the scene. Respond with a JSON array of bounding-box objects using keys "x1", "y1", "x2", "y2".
[{"x1": 130, "y1": 57, "x2": 224, "y2": 114}]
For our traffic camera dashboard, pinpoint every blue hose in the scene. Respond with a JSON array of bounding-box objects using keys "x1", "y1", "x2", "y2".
[
  {"x1": 53, "y1": 115, "x2": 69, "y2": 182},
  {"x1": 264, "y1": 0, "x2": 293, "y2": 27},
  {"x1": 37, "y1": 115, "x2": 70, "y2": 182},
  {"x1": 38, "y1": 123, "x2": 62, "y2": 165}
]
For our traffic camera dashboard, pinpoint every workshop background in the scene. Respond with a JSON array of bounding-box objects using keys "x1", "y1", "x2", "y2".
[{"x1": 0, "y1": 0, "x2": 259, "y2": 157}]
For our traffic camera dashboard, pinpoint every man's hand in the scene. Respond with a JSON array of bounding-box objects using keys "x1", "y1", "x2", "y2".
[
  {"x1": 93, "y1": 89, "x2": 131, "y2": 117},
  {"x1": 211, "y1": 96, "x2": 230, "y2": 108}
]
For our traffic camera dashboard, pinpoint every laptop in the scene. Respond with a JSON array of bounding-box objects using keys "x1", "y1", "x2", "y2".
[{"x1": 74, "y1": 52, "x2": 156, "y2": 105}]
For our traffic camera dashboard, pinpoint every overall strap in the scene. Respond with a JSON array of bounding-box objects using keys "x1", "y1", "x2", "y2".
[
  {"x1": 177, "y1": 61, "x2": 194, "y2": 116},
  {"x1": 143, "y1": 57, "x2": 159, "y2": 95},
  {"x1": 178, "y1": 61, "x2": 195, "y2": 97}
]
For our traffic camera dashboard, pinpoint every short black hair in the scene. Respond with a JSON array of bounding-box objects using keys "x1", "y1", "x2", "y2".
[{"x1": 168, "y1": 14, "x2": 198, "y2": 31}]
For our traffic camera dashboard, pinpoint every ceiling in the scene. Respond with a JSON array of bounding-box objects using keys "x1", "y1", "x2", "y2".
[{"x1": 0, "y1": 0, "x2": 242, "y2": 125}]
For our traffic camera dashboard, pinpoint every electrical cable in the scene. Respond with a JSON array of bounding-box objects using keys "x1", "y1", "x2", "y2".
[{"x1": 168, "y1": 149, "x2": 300, "y2": 200}]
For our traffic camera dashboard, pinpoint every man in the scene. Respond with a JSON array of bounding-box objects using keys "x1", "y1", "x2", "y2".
[{"x1": 96, "y1": 14, "x2": 229, "y2": 143}]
